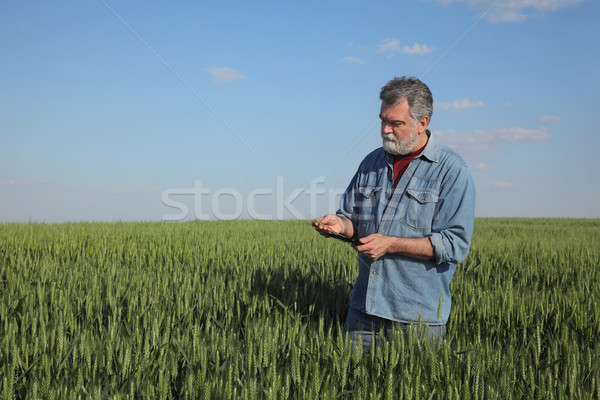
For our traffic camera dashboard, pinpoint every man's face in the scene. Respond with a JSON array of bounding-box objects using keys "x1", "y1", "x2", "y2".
[{"x1": 380, "y1": 101, "x2": 428, "y2": 156}]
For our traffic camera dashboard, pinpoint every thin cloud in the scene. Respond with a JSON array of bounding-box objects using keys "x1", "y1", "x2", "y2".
[
  {"x1": 435, "y1": 0, "x2": 582, "y2": 23},
  {"x1": 505, "y1": 173, "x2": 532, "y2": 182},
  {"x1": 205, "y1": 66, "x2": 246, "y2": 84},
  {"x1": 107, "y1": 187, "x2": 158, "y2": 195},
  {"x1": 342, "y1": 56, "x2": 365, "y2": 64},
  {"x1": 470, "y1": 163, "x2": 489, "y2": 171},
  {"x1": 376, "y1": 38, "x2": 401, "y2": 56},
  {"x1": 433, "y1": 127, "x2": 550, "y2": 154},
  {"x1": 492, "y1": 127, "x2": 550, "y2": 142},
  {"x1": 435, "y1": 98, "x2": 484, "y2": 111},
  {"x1": 493, "y1": 182, "x2": 516, "y2": 189},
  {"x1": 401, "y1": 43, "x2": 435, "y2": 55},
  {"x1": 537, "y1": 115, "x2": 561, "y2": 122},
  {"x1": 488, "y1": 0, "x2": 581, "y2": 22},
  {"x1": 376, "y1": 38, "x2": 434, "y2": 57},
  {"x1": 346, "y1": 42, "x2": 368, "y2": 50},
  {"x1": 0, "y1": 179, "x2": 54, "y2": 187}
]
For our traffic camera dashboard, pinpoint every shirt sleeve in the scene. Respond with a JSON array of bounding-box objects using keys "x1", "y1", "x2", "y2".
[
  {"x1": 336, "y1": 171, "x2": 358, "y2": 221},
  {"x1": 427, "y1": 164, "x2": 476, "y2": 265}
]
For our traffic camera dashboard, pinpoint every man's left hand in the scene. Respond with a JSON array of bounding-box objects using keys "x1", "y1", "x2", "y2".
[{"x1": 353, "y1": 234, "x2": 391, "y2": 260}]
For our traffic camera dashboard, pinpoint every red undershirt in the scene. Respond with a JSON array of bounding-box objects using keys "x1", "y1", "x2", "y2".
[{"x1": 393, "y1": 143, "x2": 426, "y2": 188}]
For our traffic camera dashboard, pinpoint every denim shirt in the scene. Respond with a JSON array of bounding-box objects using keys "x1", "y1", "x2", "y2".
[{"x1": 337, "y1": 132, "x2": 475, "y2": 324}]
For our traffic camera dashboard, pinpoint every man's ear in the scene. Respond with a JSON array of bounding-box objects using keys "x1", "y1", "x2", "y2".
[{"x1": 418, "y1": 116, "x2": 429, "y2": 134}]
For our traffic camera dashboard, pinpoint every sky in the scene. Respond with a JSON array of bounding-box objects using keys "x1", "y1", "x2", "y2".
[{"x1": 1, "y1": 0, "x2": 599, "y2": 222}]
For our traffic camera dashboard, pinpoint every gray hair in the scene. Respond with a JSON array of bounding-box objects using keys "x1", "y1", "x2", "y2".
[{"x1": 379, "y1": 76, "x2": 433, "y2": 126}]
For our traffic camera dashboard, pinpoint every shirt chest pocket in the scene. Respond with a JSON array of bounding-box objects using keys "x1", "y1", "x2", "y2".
[
  {"x1": 352, "y1": 185, "x2": 382, "y2": 223},
  {"x1": 403, "y1": 188, "x2": 439, "y2": 231}
]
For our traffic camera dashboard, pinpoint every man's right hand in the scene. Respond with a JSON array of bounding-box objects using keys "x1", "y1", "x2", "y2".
[{"x1": 312, "y1": 214, "x2": 353, "y2": 239}]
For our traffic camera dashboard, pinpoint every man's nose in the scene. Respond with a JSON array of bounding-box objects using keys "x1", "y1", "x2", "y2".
[{"x1": 382, "y1": 122, "x2": 393, "y2": 134}]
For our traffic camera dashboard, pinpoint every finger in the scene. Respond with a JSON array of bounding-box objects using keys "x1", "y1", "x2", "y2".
[
  {"x1": 360, "y1": 234, "x2": 375, "y2": 243},
  {"x1": 354, "y1": 243, "x2": 367, "y2": 252},
  {"x1": 313, "y1": 219, "x2": 328, "y2": 230},
  {"x1": 355, "y1": 237, "x2": 368, "y2": 246}
]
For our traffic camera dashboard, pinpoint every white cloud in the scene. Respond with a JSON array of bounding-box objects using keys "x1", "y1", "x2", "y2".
[
  {"x1": 537, "y1": 115, "x2": 561, "y2": 122},
  {"x1": 205, "y1": 66, "x2": 246, "y2": 84},
  {"x1": 435, "y1": 0, "x2": 582, "y2": 23},
  {"x1": 401, "y1": 43, "x2": 435, "y2": 55},
  {"x1": 376, "y1": 38, "x2": 433, "y2": 57},
  {"x1": 342, "y1": 56, "x2": 365, "y2": 64},
  {"x1": 490, "y1": 0, "x2": 581, "y2": 22},
  {"x1": 493, "y1": 182, "x2": 516, "y2": 189},
  {"x1": 435, "y1": 98, "x2": 484, "y2": 111},
  {"x1": 376, "y1": 38, "x2": 401, "y2": 56}
]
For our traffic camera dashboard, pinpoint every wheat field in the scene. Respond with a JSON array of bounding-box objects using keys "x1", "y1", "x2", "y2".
[{"x1": 1, "y1": 218, "x2": 598, "y2": 399}]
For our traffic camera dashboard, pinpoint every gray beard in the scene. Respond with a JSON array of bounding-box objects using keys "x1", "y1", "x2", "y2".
[{"x1": 381, "y1": 129, "x2": 419, "y2": 156}]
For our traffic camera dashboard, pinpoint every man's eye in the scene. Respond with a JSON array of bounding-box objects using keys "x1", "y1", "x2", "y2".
[{"x1": 380, "y1": 119, "x2": 402, "y2": 127}]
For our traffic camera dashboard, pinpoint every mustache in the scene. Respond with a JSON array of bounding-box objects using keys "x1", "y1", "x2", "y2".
[{"x1": 382, "y1": 133, "x2": 397, "y2": 142}]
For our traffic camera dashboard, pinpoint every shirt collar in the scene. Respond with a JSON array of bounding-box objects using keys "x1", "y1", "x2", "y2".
[{"x1": 420, "y1": 130, "x2": 439, "y2": 163}]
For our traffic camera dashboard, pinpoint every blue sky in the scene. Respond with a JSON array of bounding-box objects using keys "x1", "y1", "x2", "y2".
[{"x1": 1, "y1": 0, "x2": 598, "y2": 222}]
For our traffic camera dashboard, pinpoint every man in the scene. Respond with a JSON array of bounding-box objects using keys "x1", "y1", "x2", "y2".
[{"x1": 313, "y1": 76, "x2": 475, "y2": 351}]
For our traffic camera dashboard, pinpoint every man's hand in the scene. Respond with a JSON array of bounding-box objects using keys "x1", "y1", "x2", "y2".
[
  {"x1": 312, "y1": 214, "x2": 354, "y2": 239},
  {"x1": 353, "y1": 234, "x2": 391, "y2": 260},
  {"x1": 355, "y1": 234, "x2": 436, "y2": 262}
]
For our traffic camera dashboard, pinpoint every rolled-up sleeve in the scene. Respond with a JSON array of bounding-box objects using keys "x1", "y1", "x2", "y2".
[{"x1": 427, "y1": 165, "x2": 476, "y2": 265}]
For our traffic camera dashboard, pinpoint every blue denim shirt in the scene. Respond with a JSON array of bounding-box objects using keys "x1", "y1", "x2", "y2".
[{"x1": 337, "y1": 132, "x2": 475, "y2": 325}]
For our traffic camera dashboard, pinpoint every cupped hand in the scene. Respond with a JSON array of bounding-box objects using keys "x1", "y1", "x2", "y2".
[
  {"x1": 353, "y1": 234, "x2": 391, "y2": 260},
  {"x1": 312, "y1": 214, "x2": 345, "y2": 237}
]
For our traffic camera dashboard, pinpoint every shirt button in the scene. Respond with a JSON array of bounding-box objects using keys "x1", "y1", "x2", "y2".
[
  {"x1": 380, "y1": 229, "x2": 384, "y2": 233},
  {"x1": 372, "y1": 270, "x2": 376, "y2": 274}
]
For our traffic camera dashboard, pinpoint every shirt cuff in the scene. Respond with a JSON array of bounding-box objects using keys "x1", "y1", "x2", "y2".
[
  {"x1": 336, "y1": 208, "x2": 352, "y2": 220},
  {"x1": 427, "y1": 232, "x2": 449, "y2": 265}
]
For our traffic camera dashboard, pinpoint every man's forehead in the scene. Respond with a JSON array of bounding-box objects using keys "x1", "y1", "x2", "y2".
[{"x1": 380, "y1": 101, "x2": 411, "y2": 117}]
